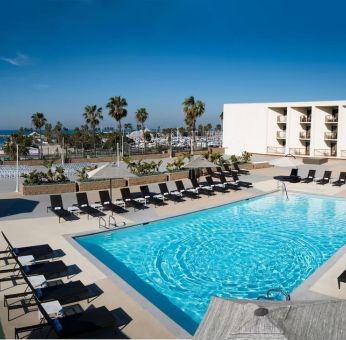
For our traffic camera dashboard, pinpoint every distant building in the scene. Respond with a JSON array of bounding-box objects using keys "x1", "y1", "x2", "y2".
[{"x1": 222, "y1": 100, "x2": 346, "y2": 158}]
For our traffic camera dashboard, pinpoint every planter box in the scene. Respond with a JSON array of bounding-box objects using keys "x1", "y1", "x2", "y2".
[
  {"x1": 21, "y1": 182, "x2": 77, "y2": 195},
  {"x1": 168, "y1": 171, "x2": 189, "y2": 181},
  {"x1": 127, "y1": 174, "x2": 168, "y2": 186},
  {"x1": 252, "y1": 162, "x2": 272, "y2": 169},
  {"x1": 208, "y1": 147, "x2": 225, "y2": 155},
  {"x1": 78, "y1": 178, "x2": 127, "y2": 192}
]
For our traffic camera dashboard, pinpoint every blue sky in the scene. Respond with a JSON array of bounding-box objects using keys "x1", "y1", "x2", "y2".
[{"x1": 1, "y1": 0, "x2": 346, "y2": 129}]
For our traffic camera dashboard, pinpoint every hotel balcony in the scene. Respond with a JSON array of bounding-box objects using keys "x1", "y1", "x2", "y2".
[
  {"x1": 324, "y1": 132, "x2": 337, "y2": 140},
  {"x1": 314, "y1": 149, "x2": 337, "y2": 157},
  {"x1": 277, "y1": 116, "x2": 287, "y2": 123},
  {"x1": 299, "y1": 131, "x2": 311, "y2": 140},
  {"x1": 276, "y1": 131, "x2": 286, "y2": 139},
  {"x1": 300, "y1": 115, "x2": 311, "y2": 124},
  {"x1": 289, "y1": 148, "x2": 309, "y2": 156},
  {"x1": 325, "y1": 115, "x2": 338, "y2": 124},
  {"x1": 267, "y1": 146, "x2": 285, "y2": 154}
]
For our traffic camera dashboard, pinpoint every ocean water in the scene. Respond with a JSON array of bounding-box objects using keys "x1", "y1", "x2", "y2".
[
  {"x1": 0, "y1": 130, "x2": 17, "y2": 146},
  {"x1": 76, "y1": 193, "x2": 346, "y2": 334}
]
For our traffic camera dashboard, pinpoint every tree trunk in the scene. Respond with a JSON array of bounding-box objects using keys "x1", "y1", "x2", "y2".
[
  {"x1": 39, "y1": 128, "x2": 43, "y2": 159},
  {"x1": 93, "y1": 128, "x2": 96, "y2": 157},
  {"x1": 142, "y1": 124, "x2": 146, "y2": 153}
]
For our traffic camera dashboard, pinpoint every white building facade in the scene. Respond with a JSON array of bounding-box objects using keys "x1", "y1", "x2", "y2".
[{"x1": 223, "y1": 100, "x2": 346, "y2": 158}]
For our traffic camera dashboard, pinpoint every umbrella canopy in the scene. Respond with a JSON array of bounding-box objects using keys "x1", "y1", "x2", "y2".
[
  {"x1": 183, "y1": 156, "x2": 216, "y2": 169},
  {"x1": 269, "y1": 155, "x2": 303, "y2": 168}
]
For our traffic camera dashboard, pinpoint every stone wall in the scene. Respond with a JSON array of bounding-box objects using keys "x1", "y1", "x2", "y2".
[
  {"x1": 78, "y1": 178, "x2": 127, "y2": 192},
  {"x1": 21, "y1": 182, "x2": 77, "y2": 195},
  {"x1": 167, "y1": 171, "x2": 190, "y2": 181}
]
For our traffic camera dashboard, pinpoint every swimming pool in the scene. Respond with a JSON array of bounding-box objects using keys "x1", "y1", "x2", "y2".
[{"x1": 75, "y1": 193, "x2": 346, "y2": 334}]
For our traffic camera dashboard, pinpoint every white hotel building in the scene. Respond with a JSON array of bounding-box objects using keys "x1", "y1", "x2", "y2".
[{"x1": 222, "y1": 100, "x2": 346, "y2": 158}]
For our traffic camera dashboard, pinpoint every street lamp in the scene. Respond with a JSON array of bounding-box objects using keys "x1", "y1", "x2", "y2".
[{"x1": 15, "y1": 143, "x2": 19, "y2": 193}]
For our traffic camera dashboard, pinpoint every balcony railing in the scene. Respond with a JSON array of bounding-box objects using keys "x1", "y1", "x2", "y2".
[
  {"x1": 325, "y1": 115, "x2": 338, "y2": 123},
  {"x1": 289, "y1": 148, "x2": 309, "y2": 156},
  {"x1": 300, "y1": 115, "x2": 311, "y2": 123},
  {"x1": 299, "y1": 131, "x2": 311, "y2": 139},
  {"x1": 267, "y1": 146, "x2": 285, "y2": 154},
  {"x1": 324, "y1": 132, "x2": 337, "y2": 140},
  {"x1": 314, "y1": 149, "x2": 337, "y2": 157},
  {"x1": 277, "y1": 115, "x2": 287, "y2": 123},
  {"x1": 276, "y1": 131, "x2": 286, "y2": 139}
]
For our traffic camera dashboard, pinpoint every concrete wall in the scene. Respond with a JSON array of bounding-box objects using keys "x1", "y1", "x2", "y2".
[{"x1": 223, "y1": 103, "x2": 268, "y2": 155}]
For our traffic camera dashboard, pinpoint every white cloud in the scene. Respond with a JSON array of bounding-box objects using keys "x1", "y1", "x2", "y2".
[{"x1": 0, "y1": 52, "x2": 29, "y2": 66}]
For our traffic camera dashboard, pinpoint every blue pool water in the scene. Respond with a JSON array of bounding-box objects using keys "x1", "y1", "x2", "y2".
[{"x1": 75, "y1": 193, "x2": 346, "y2": 334}]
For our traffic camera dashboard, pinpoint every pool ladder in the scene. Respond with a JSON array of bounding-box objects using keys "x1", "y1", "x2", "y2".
[
  {"x1": 257, "y1": 288, "x2": 291, "y2": 301},
  {"x1": 98, "y1": 216, "x2": 126, "y2": 230},
  {"x1": 277, "y1": 180, "x2": 289, "y2": 200}
]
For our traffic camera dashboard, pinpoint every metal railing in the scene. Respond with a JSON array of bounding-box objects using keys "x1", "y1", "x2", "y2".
[
  {"x1": 299, "y1": 131, "x2": 311, "y2": 139},
  {"x1": 267, "y1": 146, "x2": 285, "y2": 154},
  {"x1": 314, "y1": 149, "x2": 337, "y2": 157},
  {"x1": 277, "y1": 115, "x2": 287, "y2": 123},
  {"x1": 325, "y1": 115, "x2": 338, "y2": 123},
  {"x1": 324, "y1": 132, "x2": 337, "y2": 140},
  {"x1": 289, "y1": 148, "x2": 309, "y2": 156},
  {"x1": 300, "y1": 115, "x2": 311, "y2": 123},
  {"x1": 276, "y1": 131, "x2": 286, "y2": 139}
]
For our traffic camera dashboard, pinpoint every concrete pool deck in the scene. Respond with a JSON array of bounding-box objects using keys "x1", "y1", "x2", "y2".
[{"x1": 1, "y1": 164, "x2": 346, "y2": 338}]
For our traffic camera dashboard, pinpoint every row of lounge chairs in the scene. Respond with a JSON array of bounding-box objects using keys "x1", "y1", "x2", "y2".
[
  {"x1": 275, "y1": 169, "x2": 346, "y2": 186},
  {"x1": 49, "y1": 175, "x2": 254, "y2": 222},
  {"x1": 0, "y1": 232, "x2": 120, "y2": 338}
]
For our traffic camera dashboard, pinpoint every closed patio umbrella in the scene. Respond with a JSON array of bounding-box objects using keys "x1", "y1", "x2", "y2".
[{"x1": 183, "y1": 156, "x2": 217, "y2": 181}]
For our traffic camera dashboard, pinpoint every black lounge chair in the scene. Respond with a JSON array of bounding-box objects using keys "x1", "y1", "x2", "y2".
[
  {"x1": 206, "y1": 167, "x2": 221, "y2": 178},
  {"x1": 49, "y1": 195, "x2": 72, "y2": 223},
  {"x1": 219, "y1": 174, "x2": 241, "y2": 190},
  {"x1": 223, "y1": 163, "x2": 236, "y2": 175},
  {"x1": 158, "y1": 183, "x2": 183, "y2": 202},
  {"x1": 5, "y1": 280, "x2": 89, "y2": 306},
  {"x1": 301, "y1": 170, "x2": 316, "y2": 183},
  {"x1": 216, "y1": 166, "x2": 231, "y2": 177},
  {"x1": 190, "y1": 177, "x2": 214, "y2": 196},
  {"x1": 21, "y1": 295, "x2": 118, "y2": 339},
  {"x1": 140, "y1": 185, "x2": 165, "y2": 206},
  {"x1": 333, "y1": 172, "x2": 346, "y2": 186},
  {"x1": 76, "y1": 192, "x2": 105, "y2": 218},
  {"x1": 120, "y1": 187, "x2": 146, "y2": 210},
  {"x1": 316, "y1": 171, "x2": 332, "y2": 185},
  {"x1": 175, "y1": 180, "x2": 200, "y2": 199},
  {"x1": 274, "y1": 168, "x2": 301, "y2": 183},
  {"x1": 232, "y1": 172, "x2": 253, "y2": 188},
  {"x1": 234, "y1": 162, "x2": 250, "y2": 175},
  {"x1": 99, "y1": 190, "x2": 127, "y2": 214},
  {"x1": 0, "y1": 261, "x2": 69, "y2": 281},
  {"x1": 205, "y1": 176, "x2": 227, "y2": 193},
  {"x1": 0, "y1": 232, "x2": 54, "y2": 262}
]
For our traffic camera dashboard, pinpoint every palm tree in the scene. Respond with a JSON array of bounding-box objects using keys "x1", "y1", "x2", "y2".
[
  {"x1": 31, "y1": 112, "x2": 47, "y2": 159},
  {"x1": 124, "y1": 123, "x2": 133, "y2": 132},
  {"x1": 135, "y1": 108, "x2": 149, "y2": 152},
  {"x1": 182, "y1": 96, "x2": 205, "y2": 154},
  {"x1": 106, "y1": 96, "x2": 128, "y2": 131},
  {"x1": 83, "y1": 105, "x2": 103, "y2": 156}
]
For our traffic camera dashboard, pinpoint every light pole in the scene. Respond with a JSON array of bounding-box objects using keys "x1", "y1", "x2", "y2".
[{"x1": 15, "y1": 143, "x2": 19, "y2": 193}]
